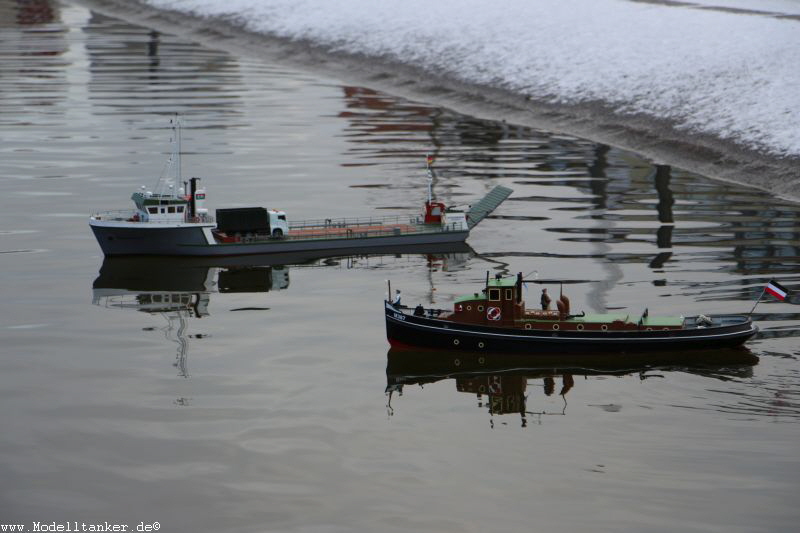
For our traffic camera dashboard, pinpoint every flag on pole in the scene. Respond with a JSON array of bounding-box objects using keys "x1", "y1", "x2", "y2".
[
  {"x1": 426, "y1": 154, "x2": 435, "y2": 166},
  {"x1": 765, "y1": 280, "x2": 788, "y2": 301}
]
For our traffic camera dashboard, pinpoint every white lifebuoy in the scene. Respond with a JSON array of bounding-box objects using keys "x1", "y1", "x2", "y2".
[{"x1": 487, "y1": 306, "x2": 502, "y2": 321}]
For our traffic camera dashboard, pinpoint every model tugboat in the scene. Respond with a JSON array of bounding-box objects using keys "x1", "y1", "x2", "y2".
[
  {"x1": 89, "y1": 119, "x2": 512, "y2": 257},
  {"x1": 385, "y1": 273, "x2": 759, "y2": 354}
]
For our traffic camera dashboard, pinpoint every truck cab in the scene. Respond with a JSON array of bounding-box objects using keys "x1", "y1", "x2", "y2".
[{"x1": 268, "y1": 209, "x2": 289, "y2": 237}]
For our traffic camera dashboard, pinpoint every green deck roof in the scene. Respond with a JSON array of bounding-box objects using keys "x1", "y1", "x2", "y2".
[
  {"x1": 454, "y1": 293, "x2": 484, "y2": 304},
  {"x1": 567, "y1": 313, "x2": 684, "y2": 326},
  {"x1": 487, "y1": 276, "x2": 518, "y2": 288}
]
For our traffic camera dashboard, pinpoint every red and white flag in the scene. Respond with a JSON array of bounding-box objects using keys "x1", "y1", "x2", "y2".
[{"x1": 765, "y1": 280, "x2": 789, "y2": 301}]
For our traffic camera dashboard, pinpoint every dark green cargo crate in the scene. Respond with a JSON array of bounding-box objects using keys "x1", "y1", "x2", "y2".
[{"x1": 216, "y1": 207, "x2": 269, "y2": 234}]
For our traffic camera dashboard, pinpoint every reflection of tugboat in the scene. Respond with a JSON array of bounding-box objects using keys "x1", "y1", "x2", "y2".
[
  {"x1": 456, "y1": 374, "x2": 530, "y2": 424},
  {"x1": 385, "y1": 348, "x2": 758, "y2": 426},
  {"x1": 89, "y1": 119, "x2": 512, "y2": 256},
  {"x1": 386, "y1": 272, "x2": 758, "y2": 354}
]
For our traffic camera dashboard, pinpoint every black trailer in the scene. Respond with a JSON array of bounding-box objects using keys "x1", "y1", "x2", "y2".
[{"x1": 215, "y1": 207, "x2": 270, "y2": 235}]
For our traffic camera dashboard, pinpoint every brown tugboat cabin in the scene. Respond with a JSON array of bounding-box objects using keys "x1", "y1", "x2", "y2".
[
  {"x1": 449, "y1": 273, "x2": 524, "y2": 326},
  {"x1": 445, "y1": 273, "x2": 685, "y2": 332}
]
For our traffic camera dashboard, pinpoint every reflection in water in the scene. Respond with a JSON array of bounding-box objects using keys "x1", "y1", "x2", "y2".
[
  {"x1": 11, "y1": 0, "x2": 55, "y2": 25},
  {"x1": 91, "y1": 257, "x2": 281, "y2": 379},
  {"x1": 81, "y1": 10, "x2": 247, "y2": 123},
  {"x1": 650, "y1": 164, "x2": 674, "y2": 269},
  {"x1": 147, "y1": 30, "x2": 159, "y2": 73},
  {"x1": 385, "y1": 348, "x2": 759, "y2": 427},
  {"x1": 92, "y1": 247, "x2": 472, "y2": 379},
  {"x1": 0, "y1": 0, "x2": 66, "y2": 113}
]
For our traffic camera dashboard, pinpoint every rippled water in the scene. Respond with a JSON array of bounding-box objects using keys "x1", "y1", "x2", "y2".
[{"x1": 1, "y1": 1, "x2": 799, "y2": 531}]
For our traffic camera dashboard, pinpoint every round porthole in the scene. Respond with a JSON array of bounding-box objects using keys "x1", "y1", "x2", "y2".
[
  {"x1": 577, "y1": 324, "x2": 584, "y2": 331},
  {"x1": 601, "y1": 324, "x2": 608, "y2": 331},
  {"x1": 478, "y1": 342, "x2": 485, "y2": 348},
  {"x1": 453, "y1": 358, "x2": 461, "y2": 366},
  {"x1": 478, "y1": 305, "x2": 484, "y2": 312},
  {"x1": 552, "y1": 324, "x2": 560, "y2": 330},
  {"x1": 467, "y1": 305, "x2": 472, "y2": 311},
  {"x1": 453, "y1": 339, "x2": 460, "y2": 346},
  {"x1": 524, "y1": 323, "x2": 532, "y2": 330},
  {"x1": 478, "y1": 357, "x2": 485, "y2": 364}
]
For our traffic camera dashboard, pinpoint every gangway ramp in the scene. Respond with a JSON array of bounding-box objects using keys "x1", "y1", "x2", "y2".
[{"x1": 466, "y1": 185, "x2": 513, "y2": 229}]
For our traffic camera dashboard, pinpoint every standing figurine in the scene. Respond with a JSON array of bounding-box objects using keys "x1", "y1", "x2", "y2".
[{"x1": 540, "y1": 288, "x2": 551, "y2": 310}]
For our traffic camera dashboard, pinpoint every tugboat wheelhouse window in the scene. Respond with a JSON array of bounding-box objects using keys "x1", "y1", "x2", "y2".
[
  {"x1": 505, "y1": 289, "x2": 513, "y2": 300},
  {"x1": 488, "y1": 288, "x2": 500, "y2": 301},
  {"x1": 147, "y1": 207, "x2": 157, "y2": 214}
]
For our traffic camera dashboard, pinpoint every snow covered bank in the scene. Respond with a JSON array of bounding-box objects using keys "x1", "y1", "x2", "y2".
[
  {"x1": 84, "y1": 0, "x2": 800, "y2": 197},
  {"x1": 137, "y1": 0, "x2": 799, "y2": 156}
]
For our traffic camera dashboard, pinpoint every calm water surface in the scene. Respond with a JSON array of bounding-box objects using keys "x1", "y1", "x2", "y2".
[{"x1": 1, "y1": 1, "x2": 799, "y2": 532}]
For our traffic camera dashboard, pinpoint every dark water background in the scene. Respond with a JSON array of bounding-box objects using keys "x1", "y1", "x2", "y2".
[{"x1": 1, "y1": 1, "x2": 799, "y2": 531}]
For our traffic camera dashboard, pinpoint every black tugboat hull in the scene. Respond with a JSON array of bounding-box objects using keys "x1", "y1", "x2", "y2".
[{"x1": 385, "y1": 302, "x2": 758, "y2": 354}]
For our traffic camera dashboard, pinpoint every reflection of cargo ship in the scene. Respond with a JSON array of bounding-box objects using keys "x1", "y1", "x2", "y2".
[
  {"x1": 89, "y1": 119, "x2": 511, "y2": 257},
  {"x1": 91, "y1": 257, "x2": 292, "y2": 379}
]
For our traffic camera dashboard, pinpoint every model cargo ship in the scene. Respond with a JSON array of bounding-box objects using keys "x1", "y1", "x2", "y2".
[{"x1": 89, "y1": 119, "x2": 512, "y2": 257}]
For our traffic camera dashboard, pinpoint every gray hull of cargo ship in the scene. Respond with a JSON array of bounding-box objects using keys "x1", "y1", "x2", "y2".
[
  {"x1": 91, "y1": 221, "x2": 469, "y2": 257},
  {"x1": 90, "y1": 222, "x2": 214, "y2": 256},
  {"x1": 185, "y1": 229, "x2": 470, "y2": 257}
]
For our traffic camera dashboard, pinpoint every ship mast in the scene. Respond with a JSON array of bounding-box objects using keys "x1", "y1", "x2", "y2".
[
  {"x1": 174, "y1": 115, "x2": 181, "y2": 199},
  {"x1": 152, "y1": 116, "x2": 182, "y2": 198},
  {"x1": 426, "y1": 153, "x2": 435, "y2": 204}
]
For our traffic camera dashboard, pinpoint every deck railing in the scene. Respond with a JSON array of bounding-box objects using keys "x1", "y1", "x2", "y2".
[
  {"x1": 288, "y1": 214, "x2": 423, "y2": 229},
  {"x1": 282, "y1": 221, "x2": 466, "y2": 242}
]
